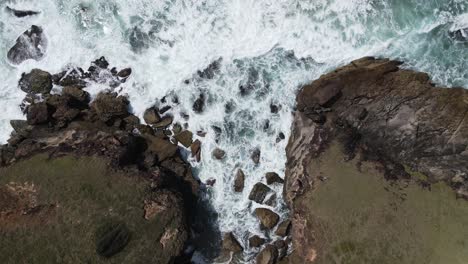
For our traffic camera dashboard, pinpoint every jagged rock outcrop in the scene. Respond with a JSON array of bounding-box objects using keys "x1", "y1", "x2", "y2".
[
  {"x1": 284, "y1": 57, "x2": 468, "y2": 263},
  {"x1": 0, "y1": 59, "x2": 199, "y2": 263}
]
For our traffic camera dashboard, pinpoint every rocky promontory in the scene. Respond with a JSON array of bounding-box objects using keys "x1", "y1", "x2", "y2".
[
  {"x1": 284, "y1": 57, "x2": 468, "y2": 263},
  {"x1": 0, "y1": 58, "x2": 200, "y2": 263}
]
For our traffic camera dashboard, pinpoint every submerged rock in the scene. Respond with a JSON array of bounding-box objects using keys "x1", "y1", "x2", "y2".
[
  {"x1": 212, "y1": 148, "x2": 226, "y2": 160},
  {"x1": 6, "y1": 6, "x2": 40, "y2": 17},
  {"x1": 251, "y1": 148, "x2": 261, "y2": 164},
  {"x1": 19, "y1": 69, "x2": 52, "y2": 95},
  {"x1": 193, "y1": 94, "x2": 205, "y2": 113},
  {"x1": 449, "y1": 27, "x2": 468, "y2": 42},
  {"x1": 254, "y1": 208, "x2": 279, "y2": 230},
  {"x1": 8, "y1": 25, "x2": 47, "y2": 65}
]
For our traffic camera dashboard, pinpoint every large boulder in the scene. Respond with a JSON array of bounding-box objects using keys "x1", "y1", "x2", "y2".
[
  {"x1": 256, "y1": 244, "x2": 278, "y2": 264},
  {"x1": 248, "y1": 182, "x2": 272, "y2": 204},
  {"x1": 19, "y1": 69, "x2": 52, "y2": 95},
  {"x1": 90, "y1": 92, "x2": 129, "y2": 122},
  {"x1": 254, "y1": 208, "x2": 279, "y2": 230},
  {"x1": 26, "y1": 102, "x2": 49, "y2": 125},
  {"x1": 7, "y1": 25, "x2": 47, "y2": 65},
  {"x1": 222, "y1": 232, "x2": 243, "y2": 253},
  {"x1": 174, "y1": 130, "x2": 193, "y2": 148},
  {"x1": 249, "y1": 235, "x2": 266, "y2": 248}
]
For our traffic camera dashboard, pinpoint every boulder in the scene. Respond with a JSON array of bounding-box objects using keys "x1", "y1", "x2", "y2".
[
  {"x1": 10, "y1": 120, "x2": 30, "y2": 137},
  {"x1": 62, "y1": 86, "x2": 90, "y2": 104},
  {"x1": 26, "y1": 102, "x2": 49, "y2": 125},
  {"x1": 234, "y1": 169, "x2": 245, "y2": 192},
  {"x1": 19, "y1": 69, "x2": 52, "y2": 95},
  {"x1": 190, "y1": 139, "x2": 201, "y2": 162},
  {"x1": 91, "y1": 92, "x2": 129, "y2": 122},
  {"x1": 273, "y1": 239, "x2": 288, "y2": 260},
  {"x1": 222, "y1": 232, "x2": 243, "y2": 253},
  {"x1": 7, "y1": 25, "x2": 47, "y2": 65},
  {"x1": 255, "y1": 208, "x2": 279, "y2": 230},
  {"x1": 248, "y1": 183, "x2": 272, "y2": 204},
  {"x1": 256, "y1": 244, "x2": 278, "y2": 264},
  {"x1": 153, "y1": 116, "x2": 173, "y2": 129},
  {"x1": 197, "y1": 58, "x2": 221, "y2": 79},
  {"x1": 249, "y1": 235, "x2": 266, "y2": 248},
  {"x1": 275, "y1": 220, "x2": 291, "y2": 237},
  {"x1": 265, "y1": 172, "x2": 284, "y2": 185},
  {"x1": 143, "y1": 107, "x2": 161, "y2": 124},
  {"x1": 117, "y1": 68, "x2": 132, "y2": 78},
  {"x1": 174, "y1": 130, "x2": 193, "y2": 148},
  {"x1": 264, "y1": 193, "x2": 277, "y2": 207},
  {"x1": 251, "y1": 148, "x2": 261, "y2": 164},
  {"x1": 212, "y1": 148, "x2": 226, "y2": 160}
]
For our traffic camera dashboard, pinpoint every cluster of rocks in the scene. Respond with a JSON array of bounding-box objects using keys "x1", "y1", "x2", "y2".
[{"x1": 0, "y1": 58, "x2": 201, "y2": 262}]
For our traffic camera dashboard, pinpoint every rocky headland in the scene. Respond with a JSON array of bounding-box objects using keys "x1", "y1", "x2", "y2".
[
  {"x1": 283, "y1": 57, "x2": 468, "y2": 264},
  {"x1": 0, "y1": 58, "x2": 201, "y2": 263}
]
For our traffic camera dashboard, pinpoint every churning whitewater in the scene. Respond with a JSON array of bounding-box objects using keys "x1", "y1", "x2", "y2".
[{"x1": 1, "y1": 0, "x2": 467, "y2": 263}]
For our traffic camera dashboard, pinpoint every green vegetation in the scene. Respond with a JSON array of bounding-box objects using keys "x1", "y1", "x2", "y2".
[
  {"x1": 0, "y1": 155, "x2": 182, "y2": 264},
  {"x1": 298, "y1": 142, "x2": 468, "y2": 264}
]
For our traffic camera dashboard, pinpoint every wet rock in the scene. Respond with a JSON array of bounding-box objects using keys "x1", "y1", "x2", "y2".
[
  {"x1": 159, "y1": 105, "x2": 171, "y2": 115},
  {"x1": 276, "y1": 132, "x2": 285, "y2": 143},
  {"x1": 248, "y1": 183, "x2": 272, "y2": 204},
  {"x1": 190, "y1": 139, "x2": 201, "y2": 162},
  {"x1": 93, "y1": 56, "x2": 109, "y2": 69},
  {"x1": 251, "y1": 148, "x2": 261, "y2": 164},
  {"x1": 270, "y1": 103, "x2": 280, "y2": 114},
  {"x1": 211, "y1": 126, "x2": 222, "y2": 142},
  {"x1": 197, "y1": 58, "x2": 222, "y2": 79},
  {"x1": 265, "y1": 172, "x2": 284, "y2": 185},
  {"x1": 174, "y1": 130, "x2": 193, "y2": 148},
  {"x1": 117, "y1": 68, "x2": 132, "y2": 78},
  {"x1": 172, "y1": 123, "x2": 183, "y2": 135},
  {"x1": 91, "y1": 92, "x2": 129, "y2": 122},
  {"x1": 256, "y1": 244, "x2": 278, "y2": 264},
  {"x1": 449, "y1": 27, "x2": 468, "y2": 42},
  {"x1": 95, "y1": 221, "x2": 131, "y2": 258},
  {"x1": 26, "y1": 102, "x2": 49, "y2": 125},
  {"x1": 19, "y1": 69, "x2": 52, "y2": 95},
  {"x1": 193, "y1": 94, "x2": 205, "y2": 113},
  {"x1": 264, "y1": 193, "x2": 277, "y2": 207},
  {"x1": 6, "y1": 6, "x2": 40, "y2": 17},
  {"x1": 153, "y1": 116, "x2": 173, "y2": 129},
  {"x1": 255, "y1": 208, "x2": 279, "y2": 230},
  {"x1": 143, "y1": 107, "x2": 161, "y2": 124},
  {"x1": 275, "y1": 220, "x2": 291, "y2": 237},
  {"x1": 273, "y1": 239, "x2": 288, "y2": 260},
  {"x1": 212, "y1": 148, "x2": 226, "y2": 160},
  {"x1": 234, "y1": 169, "x2": 245, "y2": 192},
  {"x1": 206, "y1": 178, "x2": 216, "y2": 187},
  {"x1": 222, "y1": 232, "x2": 243, "y2": 253},
  {"x1": 249, "y1": 235, "x2": 266, "y2": 248},
  {"x1": 62, "y1": 85, "x2": 90, "y2": 104},
  {"x1": 7, "y1": 25, "x2": 47, "y2": 65},
  {"x1": 52, "y1": 68, "x2": 87, "y2": 87}
]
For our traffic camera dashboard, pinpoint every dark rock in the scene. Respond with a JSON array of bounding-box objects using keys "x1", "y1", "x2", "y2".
[
  {"x1": 159, "y1": 106, "x2": 171, "y2": 115},
  {"x1": 190, "y1": 139, "x2": 201, "y2": 162},
  {"x1": 275, "y1": 220, "x2": 291, "y2": 237},
  {"x1": 95, "y1": 221, "x2": 131, "y2": 258},
  {"x1": 264, "y1": 193, "x2": 277, "y2": 207},
  {"x1": 174, "y1": 130, "x2": 193, "y2": 148},
  {"x1": 249, "y1": 235, "x2": 266, "y2": 248},
  {"x1": 91, "y1": 92, "x2": 129, "y2": 122},
  {"x1": 449, "y1": 27, "x2": 468, "y2": 42},
  {"x1": 251, "y1": 148, "x2": 261, "y2": 164},
  {"x1": 62, "y1": 86, "x2": 90, "y2": 104},
  {"x1": 117, "y1": 68, "x2": 132, "y2": 78},
  {"x1": 6, "y1": 6, "x2": 40, "y2": 17},
  {"x1": 143, "y1": 107, "x2": 161, "y2": 124},
  {"x1": 93, "y1": 56, "x2": 109, "y2": 69},
  {"x1": 265, "y1": 172, "x2": 284, "y2": 185},
  {"x1": 212, "y1": 148, "x2": 226, "y2": 160},
  {"x1": 222, "y1": 232, "x2": 243, "y2": 253},
  {"x1": 10, "y1": 120, "x2": 30, "y2": 137},
  {"x1": 26, "y1": 102, "x2": 49, "y2": 125},
  {"x1": 248, "y1": 183, "x2": 272, "y2": 204},
  {"x1": 52, "y1": 68, "x2": 86, "y2": 87},
  {"x1": 206, "y1": 178, "x2": 216, "y2": 187},
  {"x1": 234, "y1": 169, "x2": 245, "y2": 192},
  {"x1": 19, "y1": 69, "x2": 52, "y2": 94},
  {"x1": 123, "y1": 115, "x2": 140, "y2": 129},
  {"x1": 276, "y1": 132, "x2": 285, "y2": 143},
  {"x1": 270, "y1": 103, "x2": 280, "y2": 114},
  {"x1": 193, "y1": 94, "x2": 205, "y2": 113},
  {"x1": 153, "y1": 116, "x2": 173, "y2": 129},
  {"x1": 7, "y1": 25, "x2": 47, "y2": 65},
  {"x1": 273, "y1": 239, "x2": 288, "y2": 260},
  {"x1": 256, "y1": 244, "x2": 278, "y2": 264},
  {"x1": 255, "y1": 208, "x2": 279, "y2": 230},
  {"x1": 172, "y1": 123, "x2": 183, "y2": 135}
]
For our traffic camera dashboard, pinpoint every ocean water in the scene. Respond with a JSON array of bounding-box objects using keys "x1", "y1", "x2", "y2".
[{"x1": 0, "y1": 0, "x2": 467, "y2": 263}]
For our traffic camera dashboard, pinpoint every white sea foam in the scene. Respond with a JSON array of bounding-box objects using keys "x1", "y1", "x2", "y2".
[{"x1": 1, "y1": 0, "x2": 467, "y2": 262}]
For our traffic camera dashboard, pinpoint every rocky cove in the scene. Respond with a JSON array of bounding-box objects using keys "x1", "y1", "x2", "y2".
[{"x1": 1, "y1": 56, "x2": 467, "y2": 264}]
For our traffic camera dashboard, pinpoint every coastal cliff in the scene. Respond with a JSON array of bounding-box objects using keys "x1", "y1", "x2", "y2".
[
  {"x1": 0, "y1": 59, "x2": 200, "y2": 263},
  {"x1": 284, "y1": 57, "x2": 468, "y2": 264}
]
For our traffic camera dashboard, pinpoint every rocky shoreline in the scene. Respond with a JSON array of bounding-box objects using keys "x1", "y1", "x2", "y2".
[{"x1": 284, "y1": 57, "x2": 468, "y2": 264}]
